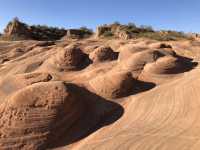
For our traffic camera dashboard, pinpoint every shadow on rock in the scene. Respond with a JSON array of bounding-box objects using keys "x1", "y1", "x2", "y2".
[
  {"x1": 175, "y1": 55, "x2": 198, "y2": 73},
  {"x1": 132, "y1": 80, "x2": 156, "y2": 95},
  {"x1": 49, "y1": 83, "x2": 124, "y2": 149},
  {"x1": 77, "y1": 53, "x2": 93, "y2": 70}
]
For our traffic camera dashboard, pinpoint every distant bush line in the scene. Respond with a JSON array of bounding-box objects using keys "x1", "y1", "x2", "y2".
[
  {"x1": 0, "y1": 18, "x2": 194, "y2": 41},
  {"x1": 98, "y1": 22, "x2": 193, "y2": 41}
]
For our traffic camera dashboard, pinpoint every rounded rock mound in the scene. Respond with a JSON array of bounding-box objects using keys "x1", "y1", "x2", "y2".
[
  {"x1": 0, "y1": 81, "x2": 84, "y2": 149},
  {"x1": 142, "y1": 55, "x2": 197, "y2": 75},
  {"x1": 89, "y1": 46, "x2": 118, "y2": 63},
  {"x1": 0, "y1": 81, "x2": 124, "y2": 149},
  {"x1": 143, "y1": 56, "x2": 180, "y2": 74},
  {"x1": 47, "y1": 44, "x2": 90, "y2": 71},
  {"x1": 89, "y1": 72, "x2": 135, "y2": 99},
  {"x1": 0, "y1": 72, "x2": 52, "y2": 101},
  {"x1": 120, "y1": 49, "x2": 176, "y2": 74},
  {"x1": 118, "y1": 43, "x2": 150, "y2": 61}
]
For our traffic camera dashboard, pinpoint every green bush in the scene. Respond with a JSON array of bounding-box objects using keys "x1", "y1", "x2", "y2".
[
  {"x1": 1, "y1": 18, "x2": 193, "y2": 41},
  {"x1": 103, "y1": 31, "x2": 114, "y2": 37},
  {"x1": 79, "y1": 26, "x2": 93, "y2": 38},
  {"x1": 113, "y1": 21, "x2": 121, "y2": 25},
  {"x1": 137, "y1": 31, "x2": 190, "y2": 41},
  {"x1": 127, "y1": 22, "x2": 137, "y2": 28},
  {"x1": 29, "y1": 25, "x2": 66, "y2": 40},
  {"x1": 140, "y1": 25, "x2": 154, "y2": 32}
]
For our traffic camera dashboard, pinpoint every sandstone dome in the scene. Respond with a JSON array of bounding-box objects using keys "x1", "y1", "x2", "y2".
[
  {"x1": 120, "y1": 49, "x2": 177, "y2": 73},
  {"x1": 0, "y1": 72, "x2": 52, "y2": 102},
  {"x1": 46, "y1": 44, "x2": 90, "y2": 71},
  {"x1": 89, "y1": 46, "x2": 118, "y2": 63},
  {"x1": 89, "y1": 72, "x2": 135, "y2": 99},
  {"x1": 118, "y1": 44, "x2": 148, "y2": 61},
  {"x1": 0, "y1": 81, "x2": 123, "y2": 149},
  {"x1": 142, "y1": 55, "x2": 197, "y2": 75},
  {"x1": 0, "y1": 81, "x2": 83, "y2": 149}
]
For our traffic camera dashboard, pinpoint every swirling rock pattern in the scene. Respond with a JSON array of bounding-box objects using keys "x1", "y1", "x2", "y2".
[
  {"x1": 0, "y1": 39, "x2": 199, "y2": 150},
  {"x1": 0, "y1": 81, "x2": 83, "y2": 149},
  {"x1": 74, "y1": 68, "x2": 200, "y2": 150}
]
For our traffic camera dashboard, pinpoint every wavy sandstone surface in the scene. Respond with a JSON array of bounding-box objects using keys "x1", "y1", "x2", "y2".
[{"x1": 0, "y1": 38, "x2": 200, "y2": 150}]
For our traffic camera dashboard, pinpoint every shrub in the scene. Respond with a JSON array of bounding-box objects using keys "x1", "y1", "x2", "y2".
[
  {"x1": 140, "y1": 25, "x2": 154, "y2": 32},
  {"x1": 79, "y1": 26, "x2": 93, "y2": 37},
  {"x1": 29, "y1": 25, "x2": 67, "y2": 40},
  {"x1": 120, "y1": 25, "x2": 140, "y2": 34},
  {"x1": 103, "y1": 31, "x2": 114, "y2": 37},
  {"x1": 113, "y1": 21, "x2": 121, "y2": 26},
  {"x1": 127, "y1": 22, "x2": 137, "y2": 28},
  {"x1": 136, "y1": 31, "x2": 190, "y2": 41}
]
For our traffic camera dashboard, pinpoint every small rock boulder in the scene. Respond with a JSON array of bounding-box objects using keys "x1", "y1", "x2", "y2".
[
  {"x1": 89, "y1": 72, "x2": 135, "y2": 99},
  {"x1": 48, "y1": 44, "x2": 90, "y2": 71},
  {"x1": 0, "y1": 81, "x2": 83, "y2": 149},
  {"x1": 89, "y1": 46, "x2": 118, "y2": 63}
]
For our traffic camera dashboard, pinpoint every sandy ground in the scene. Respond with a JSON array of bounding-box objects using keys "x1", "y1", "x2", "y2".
[{"x1": 0, "y1": 38, "x2": 200, "y2": 150}]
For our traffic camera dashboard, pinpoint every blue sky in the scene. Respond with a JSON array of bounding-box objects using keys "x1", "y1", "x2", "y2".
[{"x1": 0, "y1": 0, "x2": 200, "y2": 33}]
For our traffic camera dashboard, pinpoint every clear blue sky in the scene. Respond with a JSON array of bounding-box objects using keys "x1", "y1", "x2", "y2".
[{"x1": 0, "y1": 0, "x2": 200, "y2": 33}]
